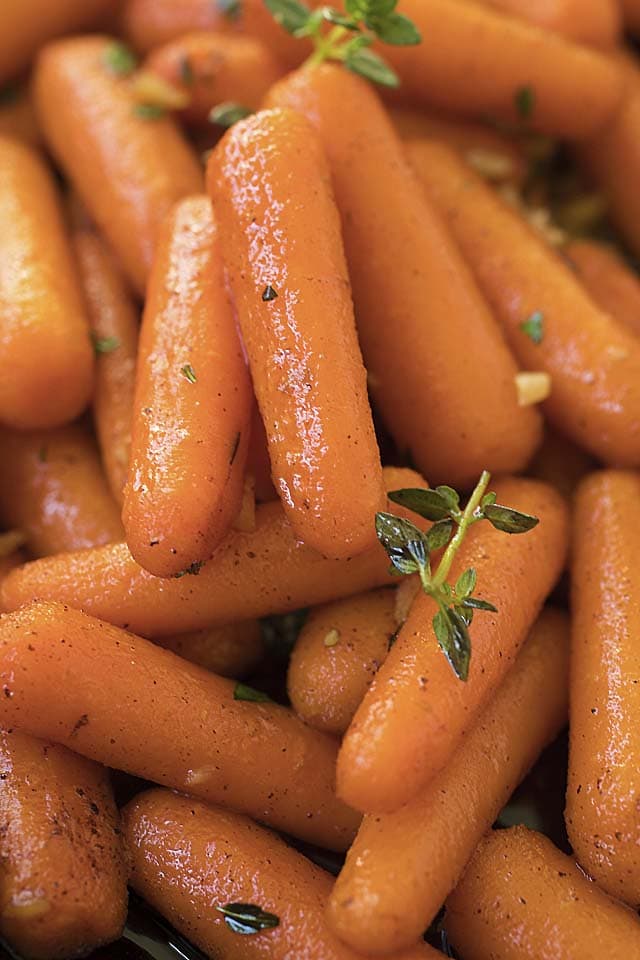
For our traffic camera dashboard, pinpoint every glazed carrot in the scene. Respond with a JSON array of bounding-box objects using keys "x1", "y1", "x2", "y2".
[
  {"x1": 208, "y1": 107, "x2": 385, "y2": 559},
  {"x1": 381, "y1": 0, "x2": 624, "y2": 139},
  {"x1": 0, "y1": 138, "x2": 93, "y2": 430},
  {"x1": 266, "y1": 66, "x2": 542, "y2": 489},
  {"x1": 288, "y1": 588, "x2": 396, "y2": 736},
  {"x1": 528, "y1": 425, "x2": 595, "y2": 502},
  {"x1": 0, "y1": 601, "x2": 359, "y2": 851},
  {"x1": 0, "y1": 466, "x2": 424, "y2": 637},
  {"x1": 247, "y1": 403, "x2": 277, "y2": 503},
  {"x1": 72, "y1": 223, "x2": 138, "y2": 505},
  {"x1": 157, "y1": 620, "x2": 263, "y2": 678},
  {"x1": 565, "y1": 239, "x2": 640, "y2": 339},
  {"x1": 337, "y1": 477, "x2": 568, "y2": 814},
  {"x1": 328, "y1": 608, "x2": 569, "y2": 955},
  {"x1": 0, "y1": 85, "x2": 40, "y2": 147},
  {"x1": 123, "y1": 789, "x2": 440, "y2": 960},
  {"x1": 477, "y1": 0, "x2": 621, "y2": 48},
  {"x1": 407, "y1": 139, "x2": 640, "y2": 466},
  {"x1": 0, "y1": 424, "x2": 123, "y2": 558},
  {"x1": 620, "y1": 0, "x2": 640, "y2": 34},
  {"x1": 445, "y1": 827, "x2": 640, "y2": 960},
  {"x1": 33, "y1": 36, "x2": 203, "y2": 296},
  {"x1": 145, "y1": 32, "x2": 283, "y2": 126},
  {"x1": 567, "y1": 471, "x2": 640, "y2": 906},
  {"x1": 122, "y1": 195, "x2": 252, "y2": 578},
  {"x1": 0, "y1": 728, "x2": 127, "y2": 960}
]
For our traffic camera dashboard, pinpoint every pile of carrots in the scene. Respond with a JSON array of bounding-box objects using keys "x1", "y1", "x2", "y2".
[{"x1": 1, "y1": 0, "x2": 640, "y2": 958}]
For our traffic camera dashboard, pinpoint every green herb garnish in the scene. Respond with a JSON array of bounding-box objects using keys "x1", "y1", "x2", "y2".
[
  {"x1": 209, "y1": 101, "x2": 254, "y2": 128},
  {"x1": 181, "y1": 363, "x2": 197, "y2": 383},
  {"x1": 262, "y1": 284, "x2": 278, "y2": 302},
  {"x1": 92, "y1": 334, "x2": 120, "y2": 354},
  {"x1": 216, "y1": 902, "x2": 279, "y2": 934},
  {"x1": 103, "y1": 42, "x2": 138, "y2": 76},
  {"x1": 174, "y1": 560, "x2": 204, "y2": 578},
  {"x1": 515, "y1": 85, "x2": 535, "y2": 120},
  {"x1": 133, "y1": 103, "x2": 166, "y2": 120},
  {"x1": 520, "y1": 311, "x2": 544, "y2": 344},
  {"x1": 233, "y1": 683, "x2": 272, "y2": 702}
]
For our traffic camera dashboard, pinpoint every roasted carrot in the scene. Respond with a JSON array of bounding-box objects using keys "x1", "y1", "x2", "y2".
[
  {"x1": 288, "y1": 588, "x2": 396, "y2": 736},
  {"x1": 156, "y1": 620, "x2": 263, "y2": 678},
  {"x1": 337, "y1": 477, "x2": 568, "y2": 814},
  {"x1": 477, "y1": 0, "x2": 621, "y2": 48},
  {"x1": 620, "y1": 0, "x2": 640, "y2": 34},
  {"x1": 0, "y1": 424, "x2": 123, "y2": 557},
  {"x1": 0, "y1": 85, "x2": 40, "y2": 147},
  {"x1": 0, "y1": 466, "x2": 424, "y2": 637},
  {"x1": 567, "y1": 471, "x2": 640, "y2": 907},
  {"x1": 445, "y1": 826, "x2": 640, "y2": 960},
  {"x1": 528, "y1": 425, "x2": 595, "y2": 502},
  {"x1": 123, "y1": 789, "x2": 440, "y2": 960},
  {"x1": 122, "y1": 195, "x2": 252, "y2": 577},
  {"x1": 266, "y1": 65, "x2": 542, "y2": 489},
  {"x1": 407, "y1": 138, "x2": 640, "y2": 466},
  {"x1": 33, "y1": 36, "x2": 203, "y2": 296},
  {"x1": 247, "y1": 402, "x2": 277, "y2": 503},
  {"x1": 565, "y1": 239, "x2": 640, "y2": 339},
  {"x1": 0, "y1": 600, "x2": 359, "y2": 850},
  {"x1": 72, "y1": 226, "x2": 137, "y2": 506},
  {"x1": 328, "y1": 608, "x2": 569, "y2": 955},
  {"x1": 208, "y1": 107, "x2": 385, "y2": 559},
  {"x1": 0, "y1": 137, "x2": 93, "y2": 430},
  {"x1": 0, "y1": 728, "x2": 127, "y2": 960}
]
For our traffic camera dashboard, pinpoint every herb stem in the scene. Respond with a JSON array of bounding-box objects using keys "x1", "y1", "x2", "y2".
[
  {"x1": 305, "y1": 24, "x2": 348, "y2": 67},
  {"x1": 431, "y1": 471, "x2": 491, "y2": 589}
]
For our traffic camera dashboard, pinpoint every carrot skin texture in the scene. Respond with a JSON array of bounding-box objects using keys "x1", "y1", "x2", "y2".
[
  {"x1": 156, "y1": 620, "x2": 263, "y2": 678},
  {"x1": 408, "y1": 139, "x2": 640, "y2": 466},
  {"x1": 477, "y1": 0, "x2": 621, "y2": 48},
  {"x1": 566, "y1": 239, "x2": 640, "y2": 339},
  {"x1": 445, "y1": 826, "x2": 640, "y2": 960},
  {"x1": 0, "y1": 466, "x2": 423, "y2": 637},
  {"x1": 208, "y1": 107, "x2": 385, "y2": 559},
  {"x1": 123, "y1": 195, "x2": 252, "y2": 577},
  {"x1": 0, "y1": 424, "x2": 124, "y2": 557},
  {"x1": 123, "y1": 790, "x2": 440, "y2": 960},
  {"x1": 0, "y1": 138, "x2": 93, "y2": 430},
  {"x1": 0, "y1": 601, "x2": 359, "y2": 850},
  {"x1": 567, "y1": 471, "x2": 640, "y2": 906},
  {"x1": 33, "y1": 36, "x2": 203, "y2": 296},
  {"x1": 265, "y1": 66, "x2": 542, "y2": 489},
  {"x1": 337, "y1": 477, "x2": 569, "y2": 814},
  {"x1": 0, "y1": 729, "x2": 127, "y2": 960},
  {"x1": 328, "y1": 608, "x2": 569, "y2": 954}
]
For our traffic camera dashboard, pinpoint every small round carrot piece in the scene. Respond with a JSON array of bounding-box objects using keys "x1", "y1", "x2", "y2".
[
  {"x1": 477, "y1": 0, "x2": 621, "y2": 48},
  {"x1": 407, "y1": 138, "x2": 640, "y2": 466},
  {"x1": 122, "y1": 195, "x2": 252, "y2": 577},
  {"x1": 328, "y1": 608, "x2": 569, "y2": 955},
  {"x1": 0, "y1": 729, "x2": 127, "y2": 960},
  {"x1": 565, "y1": 239, "x2": 640, "y2": 340},
  {"x1": 0, "y1": 466, "x2": 424, "y2": 637},
  {"x1": 445, "y1": 826, "x2": 640, "y2": 960},
  {"x1": 157, "y1": 620, "x2": 263, "y2": 678},
  {"x1": 0, "y1": 137, "x2": 93, "y2": 430},
  {"x1": 0, "y1": 600, "x2": 359, "y2": 851},
  {"x1": 337, "y1": 477, "x2": 569, "y2": 814},
  {"x1": 288, "y1": 588, "x2": 397, "y2": 736},
  {"x1": 123, "y1": 789, "x2": 441, "y2": 960},
  {"x1": 0, "y1": 85, "x2": 40, "y2": 148},
  {"x1": 567, "y1": 470, "x2": 640, "y2": 907},
  {"x1": 33, "y1": 35, "x2": 203, "y2": 296},
  {"x1": 208, "y1": 107, "x2": 385, "y2": 560}
]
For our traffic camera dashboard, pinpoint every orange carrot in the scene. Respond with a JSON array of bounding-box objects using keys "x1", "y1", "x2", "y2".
[
  {"x1": 266, "y1": 65, "x2": 542, "y2": 489},
  {"x1": 0, "y1": 85, "x2": 40, "y2": 147},
  {"x1": 567, "y1": 470, "x2": 640, "y2": 907},
  {"x1": 477, "y1": 0, "x2": 621, "y2": 48},
  {"x1": 0, "y1": 466, "x2": 424, "y2": 637},
  {"x1": 528, "y1": 425, "x2": 595, "y2": 502},
  {"x1": 122, "y1": 195, "x2": 252, "y2": 577},
  {"x1": 445, "y1": 827, "x2": 640, "y2": 960},
  {"x1": 565, "y1": 239, "x2": 640, "y2": 339},
  {"x1": 208, "y1": 107, "x2": 385, "y2": 559},
  {"x1": 337, "y1": 477, "x2": 568, "y2": 814},
  {"x1": 407, "y1": 138, "x2": 640, "y2": 466},
  {"x1": 328, "y1": 608, "x2": 569, "y2": 955},
  {"x1": 33, "y1": 35, "x2": 203, "y2": 296},
  {"x1": 247, "y1": 402, "x2": 277, "y2": 503},
  {"x1": 0, "y1": 728, "x2": 127, "y2": 960},
  {"x1": 0, "y1": 424, "x2": 123, "y2": 557},
  {"x1": 123, "y1": 789, "x2": 441, "y2": 960},
  {"x1": 157, "y1": 620, "x2": 263, "y2": 678},
  {"x1": 620, "y1": 0, "x2": 640, "y2": 34},
  {"x1": 0, "y1": 600, "x2": 359, "y2": 851}
]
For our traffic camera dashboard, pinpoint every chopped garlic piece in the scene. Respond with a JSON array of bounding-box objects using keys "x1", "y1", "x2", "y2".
[
  {"x1": 130, "y1": 71, "x2": 189, "y2": 110},
  {"x1": 324, "y1": 628, "x2": 340, "y2": 648},
  {"x1": 515, "y1": 372, "x2": 552, "y2": 406}
]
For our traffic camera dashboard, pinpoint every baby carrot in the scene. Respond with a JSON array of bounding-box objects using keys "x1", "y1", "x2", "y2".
[
  {"x1": 0, "y1": 466, "x2": 424, "y2": 637},
  {"x1": 0, "y1": 85, "x2": 40, "y2": 148},
  {"x1": 337, "y1": 477, "x2": 568, "y2": 814},
  {"x1": 157, "y1": 620, "x2": 263, "y2": 678},
  {"x1": 407, "y1": 139, "x2": 640, "y2": 466},
  {"x1": 288, "y1": 588, "x2": 397, "y2": 736},
  {"x1": 72, "y1": 220, "x2": 138, "y2": 505},
  {"x1": 0, "y1": 424, "x2": 123, "y2": 557},
  {"x1": 122, "y1": 195, "x2": 252, "y2": 578},
  {"x1": 445, "y1": 826, "x2": 640, "y2": 960},
  {"x1": 0, "y1": 728, "x2": 127, "y2": 960},
  {"x1": 123, "y1": 789, "x2": 440, "y2": 960},
  {"x1": 565, "y1": 239, "x2": 640, "y2": 339},
  {"x1": 328, "y1": 608, "x2": 569, "y2": 955},
  {"x1": 247, "y1": 402, "x2": 277, "y2": 503},
  {"x1": 208, "y1": 107, "x2": 385, "y2": 560},
  {"x1": 266, "y1": 65, "x2": 542, "y2": 489},
  {"x1": 382, "y1": 0, "x2": 624, "y2": 139},
  {"x1": 0, "y1": 137, "x2": 93, "y2": 430},
  {"x1": 477, "y1": 0, "x2": 621, "y2": 48},
  {"x1": 567, "y1": 470, "x2": 640, "y2": 907},
  {"x1": 0, "y1": 600, "x2": 359, "y2": 851},
  {"x1": 33, "y1": 35, "x2": 203, "y2": 296},
  {"x1": 527, "y1": 425, "x2": 595, "y2": 502}
]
